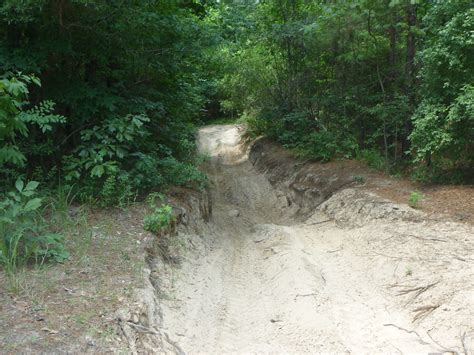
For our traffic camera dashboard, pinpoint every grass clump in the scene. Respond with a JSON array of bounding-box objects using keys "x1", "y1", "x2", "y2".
[
  {"x1": 0, "y1": 180, "x2": 69, "y2": 276},
  {"x1": 408, "y1": 191, "x2": 423, "y2": 209}
]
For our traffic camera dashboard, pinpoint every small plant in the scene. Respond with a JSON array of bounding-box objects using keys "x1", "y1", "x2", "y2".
[
  {"x1": 143, "y1": 205, "x2": 175, "y2": 235},
  {"x1": 99, "y1": 173, "x2": 136, "y2": 208},
  {"x1": 408, "y1": 191, "x2": 423, "y2": 209},
  {"x1": 352, "y1": 175, "x2": 365, "y2": 184},
  {"x1": 146, "y1": 192, "x2": 166, "y2": 206},
  {"x1": 0, "y1": 179, "x2": 69, "y2": 274},
  {"x1": 405, "y1": 267, "x2": 413, "y2": 276}
]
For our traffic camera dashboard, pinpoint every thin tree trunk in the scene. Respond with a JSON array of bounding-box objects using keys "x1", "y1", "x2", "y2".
[{"x1": 403, "y1": 3, "x2": 417, "y2": 156}]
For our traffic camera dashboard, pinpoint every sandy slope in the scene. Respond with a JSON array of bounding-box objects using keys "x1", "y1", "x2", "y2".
[{"x1": 157, "y1": 125, "x2": 473, "y2": 354}]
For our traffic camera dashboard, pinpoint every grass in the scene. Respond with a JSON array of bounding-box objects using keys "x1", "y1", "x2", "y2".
[{"x1": 0, "y1": 199, "x2": 152, "y2": 352}]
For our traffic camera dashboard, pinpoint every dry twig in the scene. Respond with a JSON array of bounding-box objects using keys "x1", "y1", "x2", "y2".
[
  {"x1": 395, "y1": 281, "x2": 439, "y2": 306},
  {"x1": 426, "y1": 328, "x2": 457, "y2": 353},
  {"x1": 383, "y1": 323, "x2": 430, "y2": 345},
  {"x1": 412, "y1": 304, "x2": 440, "y2": 322},
  {"x1": 294, "y1": 293, "x2": 317, "y2": 300}
]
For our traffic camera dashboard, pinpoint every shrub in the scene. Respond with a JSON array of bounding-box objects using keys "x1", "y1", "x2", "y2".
[
  {"x1": 158, "y1": 157, "x2": 208, "y2": 190},
  {"x1": 143, "y1": 205, "x2": 174, "y2": 235},
  {"x1": 293, "y1": 131, "x2": 357, "y2": 162},
  {"x1": 0, "y1": 179, "x2": 69, "y2": 273},
  {"x1": 0, "y1": 74, "x2": 65, "y2": 170},
  {"x1": 358, "y1": 149, "x2": 387, "y2": 171}
]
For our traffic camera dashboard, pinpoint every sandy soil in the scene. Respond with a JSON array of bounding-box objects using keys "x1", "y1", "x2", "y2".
[{"x1": 156, "y1": 125, "x2": 473, "y2": 354}]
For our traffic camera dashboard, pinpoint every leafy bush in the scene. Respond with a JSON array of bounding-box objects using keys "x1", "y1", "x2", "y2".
[
  {"x1": 293, "y1": 131, "x2": 357, "y2": 162},
  {"x1": 358, "y1": 149, "x2": 387, "y2": 171},
  {"x1": 0, "y1": 179, "x2": 69, "y2": 273},
  {"x1": 410, "y1": 2, "x2": 474, "y2": 177},
  {"x1": 63, "y1": 114, "x2": 151, "y2": 183},
  {"x1": 143, "y1": 205, "x2": 174, "y2": 235},
  {"x1": 0, "y1": 74, "x2": 65, "y2": 170},
  {"x1": 158, "y1": 157, "x2": 208, "y2": 191}
]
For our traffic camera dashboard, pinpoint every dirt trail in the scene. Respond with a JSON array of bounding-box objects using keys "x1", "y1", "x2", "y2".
[{"x1": 157, "y1": 125, "x2": 473, "y2": 354}]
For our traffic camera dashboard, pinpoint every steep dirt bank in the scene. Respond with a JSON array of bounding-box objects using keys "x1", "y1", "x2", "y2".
[
  {"x1": 150, "y1": 125, "x2": 473, "y2": 354},
  {"x1": 250, "y1": 137, "x2": 474, "y2": 224}
]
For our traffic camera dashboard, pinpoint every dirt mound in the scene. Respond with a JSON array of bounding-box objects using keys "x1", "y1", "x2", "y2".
[{"x1": 319, "y1": 188, "x2": 422, "y2": 227}]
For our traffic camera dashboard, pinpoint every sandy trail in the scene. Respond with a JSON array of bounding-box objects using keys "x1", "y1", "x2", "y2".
[{"x1": 158, "y1": 125, "x2": 473, "y2": 354}]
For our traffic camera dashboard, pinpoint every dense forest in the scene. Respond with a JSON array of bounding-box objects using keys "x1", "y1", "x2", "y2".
[{"x1": 0, "y1": 0, "x2": 473, "y2": 267}]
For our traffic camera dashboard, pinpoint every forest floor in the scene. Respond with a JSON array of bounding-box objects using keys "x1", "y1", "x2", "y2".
[{"x1": 0, "y1": 124, "x2": 473, "y2": 354}]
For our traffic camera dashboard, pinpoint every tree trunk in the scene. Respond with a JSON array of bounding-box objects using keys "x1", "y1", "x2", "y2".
[
  {"x1": 405, "y1": 4, "x2": 417, "y2": 99},
  {"x1": 402, "y1": 3, "x2": 417, "y2": 157}
]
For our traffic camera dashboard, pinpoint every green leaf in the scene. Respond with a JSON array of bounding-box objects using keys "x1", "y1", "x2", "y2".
[
  {"x1": 15, "y1": 179, "x2": 24, "y2": 192},
  {"x1": 91, "y1": 164, "x2": 105, "y2": 177},
  {"x1": 25, "y1": 181, "x2": 40, "y2": 191},
  {"x1": 24, "y1": 198, "x2": 42, "y2": 212}
]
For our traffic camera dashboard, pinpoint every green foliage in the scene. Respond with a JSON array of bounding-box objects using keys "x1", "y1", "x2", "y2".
[
  {"x1": 211, "y1": 1, "x2": 421, "y2": 163},
  {"x1": 0, "y1": 179, "x2": 69, "y2": 273},
  {"x1": 408, "y1": 191, "x2": 423, "y2": 209},
  {"x1": 0, "y1": 0, "x2": 472, "y2": 216},
  {"x1": 208, "y1": 0, "x2": 472, "y2": 182},
  {"x1": 99, "y1": 173, "x2": 135, "y2": 208},
  {"x1": 358, "y1": 149, "x2": 388, "y2": 172},
  {"x1": 352, "y1": 175, "x2": 365, "y2": 184},
  {"x1": 143, "y1": 205, "x2": 174, "y2": 235},
  {"x1": 158, "y1": 157, "x2": 208, "y2": 191},
  {"x1": 63, "y1": 114, "x2": 151, "y2": 182},
  {"x1": 0, "y1": 1, "x2": 212, "y2": 202},
  {"x1": 410, "y1": 1, "x2": 474, "y2": 178},
  {"x1": 0, "y1": 74, "x2": 65, "y2": 169}
]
